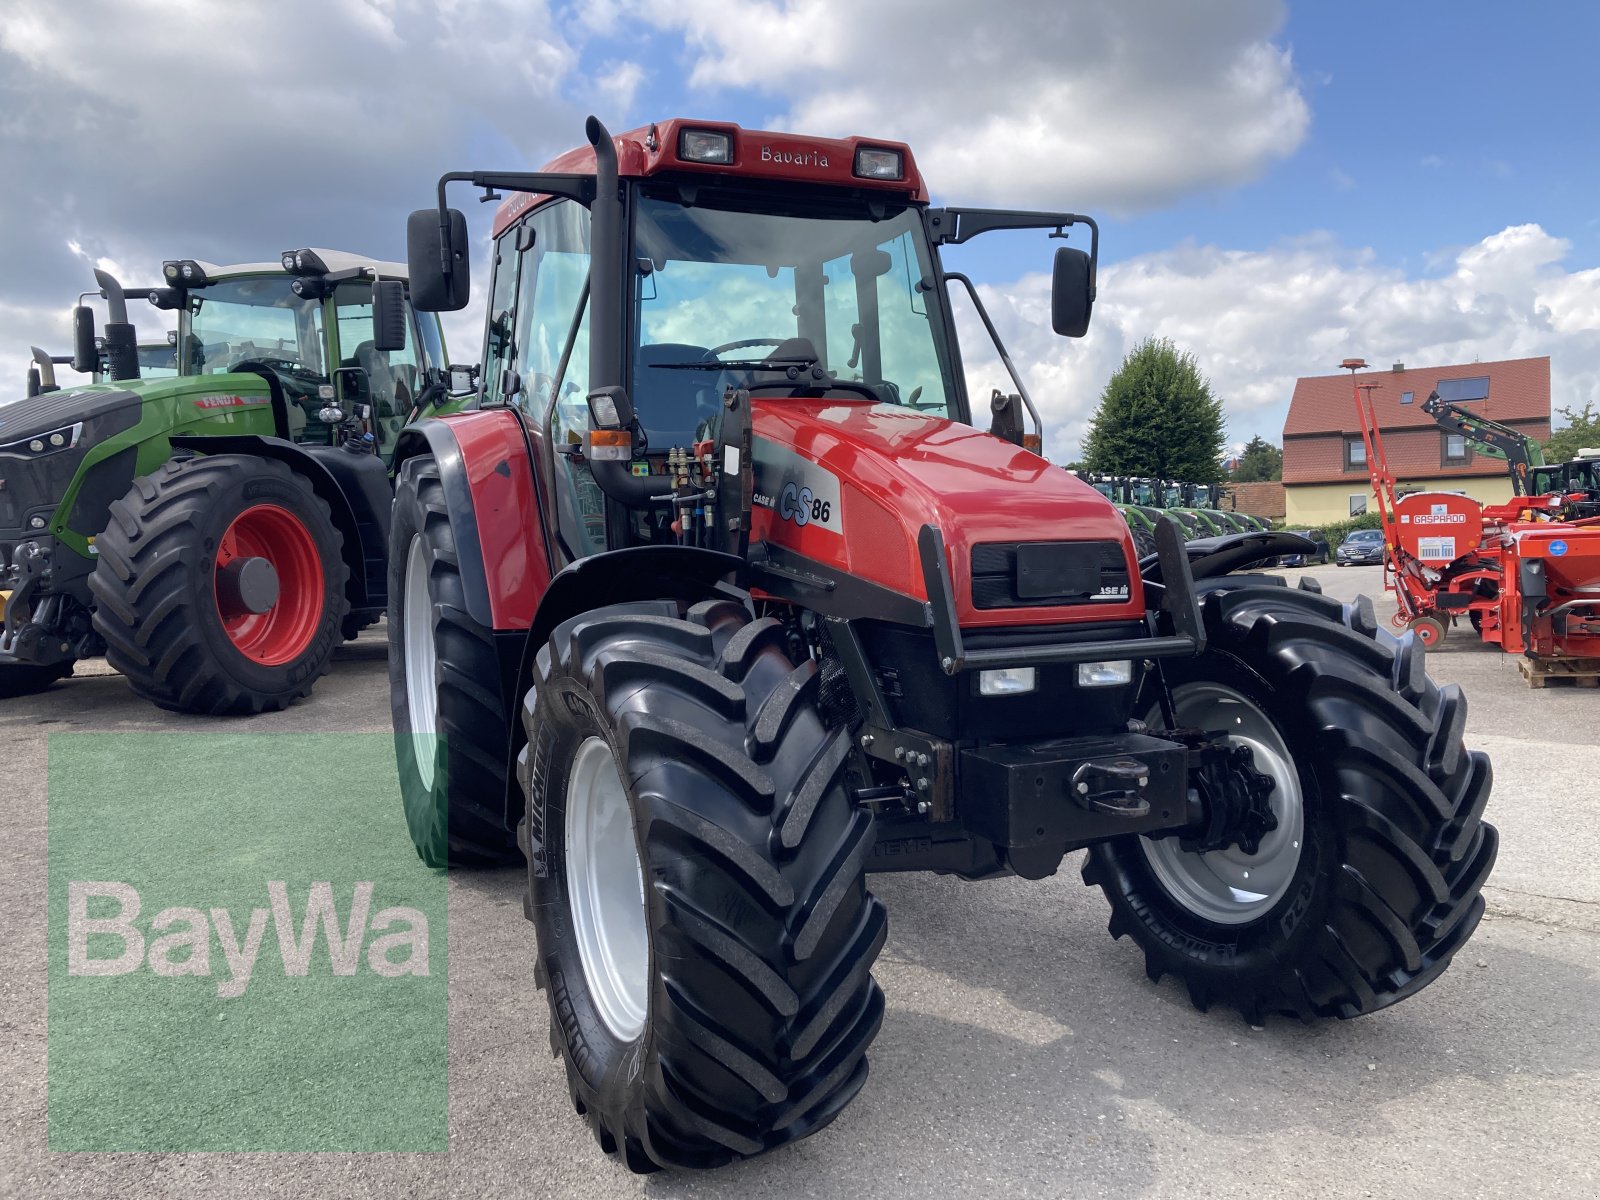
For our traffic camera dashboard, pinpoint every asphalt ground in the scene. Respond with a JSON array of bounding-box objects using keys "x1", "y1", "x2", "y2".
[{"x1": 3, "y1": 563, "x2": 1597, "y2": 1198}]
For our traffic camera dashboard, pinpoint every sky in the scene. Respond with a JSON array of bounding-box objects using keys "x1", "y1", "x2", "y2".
[{"x1": 2, "y1": 0, "x2": 1597, "y2": 463}]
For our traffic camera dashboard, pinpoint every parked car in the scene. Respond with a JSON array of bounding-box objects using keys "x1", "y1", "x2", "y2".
[
  {"x1": 1280, "y1": 529, "x2": 1330, "y2": 566},
  {"x1": 1336, "y1": 527, "x2": 1386, "y2": 566}
]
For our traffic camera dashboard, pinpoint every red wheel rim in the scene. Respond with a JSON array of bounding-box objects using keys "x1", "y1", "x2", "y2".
[
  {"x1": 1413, "y1": 620, "x2": 1442, "y2": 647},
  {"x1": 213, "y1": 503, "x2": 324, "y2": 665}
]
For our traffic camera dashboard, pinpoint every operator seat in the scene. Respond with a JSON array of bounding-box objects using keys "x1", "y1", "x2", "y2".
[
  {"x1": 634, "y1": 343, "x2": 715, "y2": 449},
  {"x1": 351, "y1": 340, "x2": 404, "y2": 446}
]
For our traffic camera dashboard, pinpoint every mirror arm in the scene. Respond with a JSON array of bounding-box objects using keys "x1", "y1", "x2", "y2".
[{"x1": 943, "y1": 270, "x2": 1043, "y2": 443}]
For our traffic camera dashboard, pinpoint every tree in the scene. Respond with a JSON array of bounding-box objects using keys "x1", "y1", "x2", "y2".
[
  {"x1": 1543, "y1": 401, "x2": 1600, "y2": 464},
  {"x1": 1081, "y1": 338, "x2": 1227, "y2": 485},
  {"x1": 1230, "y1": 435, "x2": 1283, "y2": 482}
]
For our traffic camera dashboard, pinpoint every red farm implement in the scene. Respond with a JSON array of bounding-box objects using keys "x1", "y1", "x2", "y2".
[{"x1": 1345, "y1": 359, "x2": 1600, "y2": 669}]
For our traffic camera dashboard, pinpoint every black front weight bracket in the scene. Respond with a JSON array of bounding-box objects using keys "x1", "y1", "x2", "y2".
[{"x1": 959, "y1": 732, "x2": 1191, "y2": 877}]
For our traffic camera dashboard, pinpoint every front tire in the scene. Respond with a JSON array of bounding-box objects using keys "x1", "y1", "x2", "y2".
[
  {"x1": 1083, "y1": 580, "x2": 1496, "y2": 1022},
  {"x1": 519, "y1": 599, "x2": 886, "y2": 1171},
  {"x1": 89, "y1": 455, "x2": 348, "y2": 715},
  {"x1": 388, "y1": 456, "x2": 518, "y2": 867}
]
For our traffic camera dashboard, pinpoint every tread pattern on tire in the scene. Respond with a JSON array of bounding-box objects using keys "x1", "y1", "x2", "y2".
[
  {"x1": 88, "y1": 454, "x2": 348, "y2": 715},
  {"x1": 1082, "y1": 580, "x2": 1497, "y2": 1023},
  {"x1": 388, "y1": 456, "x2": 518, "y2": 867},
  {"x1": 517, "y1": 597, "x2": 886, "y2": 1171}
]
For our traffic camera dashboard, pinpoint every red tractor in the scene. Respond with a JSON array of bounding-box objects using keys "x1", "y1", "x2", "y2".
[{"x1": 389, "y1": 118, "x2": 1497, "y2": 1171}]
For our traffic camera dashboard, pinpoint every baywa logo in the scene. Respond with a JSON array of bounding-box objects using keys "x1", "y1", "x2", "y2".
[{"x1": 68, "y1": 880, "x2": 429, "y2": 998}]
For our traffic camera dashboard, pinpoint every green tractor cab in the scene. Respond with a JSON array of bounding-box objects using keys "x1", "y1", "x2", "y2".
[{"x1": 0, "y1": 249, "x2": 461, "y2": 709}]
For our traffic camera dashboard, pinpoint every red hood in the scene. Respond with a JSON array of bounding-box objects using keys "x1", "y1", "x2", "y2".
[{"x1": 748, "y1": 399, "x2": 1144, "y2": 627}]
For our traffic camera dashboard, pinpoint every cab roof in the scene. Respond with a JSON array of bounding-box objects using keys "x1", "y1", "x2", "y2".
[
  {"x1": 195, "y1": 248, "x2": 410, "y2": 281},
  {"x1": 493, "y1": 118, "x2": 926, "y2": 238}
]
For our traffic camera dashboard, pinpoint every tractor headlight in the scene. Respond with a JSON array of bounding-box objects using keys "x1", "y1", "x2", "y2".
[
  {"x1": 1, "y1": 422, "x2": 82, "y2": 457},
  {"x1": 853, "y1": 146, "x2": 904, "y2": 180},
  {"x1": 978, "y1": 667, "x2": 1037, "y2": 696},
  {"x1": 678, "y1": 128, "x2": 733, "y2": 164},
  {"x1": 1077, "y1": 660, "x2": 1133, "y2": 688}
]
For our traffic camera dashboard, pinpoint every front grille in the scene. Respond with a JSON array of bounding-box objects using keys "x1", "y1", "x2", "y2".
[{"x1": 970, "y1": 540, "x2": 1129, "y2": 609}]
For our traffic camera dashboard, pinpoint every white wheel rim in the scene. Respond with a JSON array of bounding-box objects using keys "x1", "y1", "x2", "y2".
[
  {"x1": 565, "y1": 736, "x2": 649, "y2": 1042},
  {"x1": 402, "y1": 534, "x2": 438, "y2": 791},
  {"x1": 1139, "y1": 683, "x2": 1306, "y2": 926}
]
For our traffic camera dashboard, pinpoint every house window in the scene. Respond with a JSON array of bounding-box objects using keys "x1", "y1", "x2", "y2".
[
  {"x1": 1443, "y1": 432, "x2": 1471, "y2": 464},
  {"x1": 1437, "y1": 376, "x2": 1489, "y2": 403},
  {"x1": 1401, "y1": 390, "x2": 1414, "y2": 404},
  {"x1": 1349, "y1": 494, "x2": 1368, "y2": 517},
  {"x1": 1344, "y1": 436, "x2": 1367, "y2": 470}
]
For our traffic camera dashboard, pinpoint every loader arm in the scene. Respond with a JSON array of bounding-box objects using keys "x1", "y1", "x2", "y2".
[{"x1": 1421, "y1": 390, "x2": 1544, "y2": 496}]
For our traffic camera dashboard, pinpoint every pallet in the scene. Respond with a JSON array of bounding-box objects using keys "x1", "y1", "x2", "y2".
[{"x1": 1517, "y1": 656, "x2": 1600, "y2": 689}]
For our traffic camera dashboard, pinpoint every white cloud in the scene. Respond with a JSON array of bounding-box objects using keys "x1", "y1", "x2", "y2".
[
  {"x1": 965, "y1": 224, "x2": 1600, "y2": 463},
  {"x1": 623, "y1": 0, "x2": 1308, "y2": 211}
]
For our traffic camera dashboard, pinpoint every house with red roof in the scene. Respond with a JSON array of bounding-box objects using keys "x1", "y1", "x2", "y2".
[{"x1": 1281, "y1": 356, "x2": 1551, "y2": 526}]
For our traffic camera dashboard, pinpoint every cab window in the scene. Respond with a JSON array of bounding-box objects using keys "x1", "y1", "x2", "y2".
[{"x1": 332, "y1": 282, "x2": 421, "y2": 454}]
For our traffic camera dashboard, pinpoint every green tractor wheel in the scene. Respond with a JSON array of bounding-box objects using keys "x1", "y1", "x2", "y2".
[{"x1": 89, "y1": 454, "x2": 349, "y2": 715}]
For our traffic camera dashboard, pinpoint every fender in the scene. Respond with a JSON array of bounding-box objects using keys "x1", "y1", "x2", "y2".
[
  {"x1": 391, "y1": 409, "x2": 550, "y2": 631},
  {"x1": 494, "y1": 544, "x2": 748, "y2": 830},
  {"x1": 1139, "y1": 530, "x2": 1316, "y2": 582},
  {"x1": 170, "y1": 434, "x2": 393, "y2": 610}
]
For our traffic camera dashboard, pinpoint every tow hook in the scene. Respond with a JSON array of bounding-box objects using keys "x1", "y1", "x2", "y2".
[{"x1": 1071, "y1": 757, "x2": 1153, "y2": 818}]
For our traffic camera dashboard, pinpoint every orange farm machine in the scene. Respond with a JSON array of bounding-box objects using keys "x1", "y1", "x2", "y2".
[{"x1": 1345, "y1": 359, "x2": 1600, "y2": 670}]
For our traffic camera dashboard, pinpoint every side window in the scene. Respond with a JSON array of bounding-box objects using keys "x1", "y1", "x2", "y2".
[
  {"x1": 482, "y1": 233, "x2": 519, "y2": 402},
  {"x1": 333, "y1": 282, "x2": 421, "y2": 421},
  {"x1": 510, "y1": 200, "x2": 592, "y2": 428},
  {"x1": 509, "y1": 200, "x2": 601, "y2": 557}
]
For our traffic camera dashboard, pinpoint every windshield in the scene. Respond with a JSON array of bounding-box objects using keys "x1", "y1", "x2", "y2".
[
  {"x1": 629, "y1": 190, "x2": 959, "y2": 446},
  {"x1": 1347, "y1": 530, "x2": 1382, "y2": 542},
  {"x1": 183, "y1": 277, "x2": 325, "y2": 377},
  {"x1": 137, "y1": 343, "x2": 177, "y2": 378}
]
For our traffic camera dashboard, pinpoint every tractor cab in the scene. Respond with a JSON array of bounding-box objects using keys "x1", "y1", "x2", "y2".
[{"x1": 150, "y1": 251, "x2": 446, "y2": 460}]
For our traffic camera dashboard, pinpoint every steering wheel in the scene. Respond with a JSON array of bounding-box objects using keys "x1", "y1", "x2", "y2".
[
  {"x1": 229, "y1": 357, "x2": 322, "y2": 385},
  {"x1": 700, "y1": 338, "x2": 789, "y2": 361}
]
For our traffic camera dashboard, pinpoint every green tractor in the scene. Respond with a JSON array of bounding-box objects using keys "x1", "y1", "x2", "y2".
[{"x1": 1, "y1": 249, "x2": 459, "y2": 709}]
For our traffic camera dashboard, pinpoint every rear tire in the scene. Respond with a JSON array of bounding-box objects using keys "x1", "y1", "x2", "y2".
[
  {"x1": 518, "y1": 598, "x2": 886, "y2": 1170},
  {"x1": 1083, "y1": 581, "x2": 1496, "y2": 1022},
  {"x1": 388, "y1": 455, "x2": 519, "y2": 867},
  {"x1": 0, "y1": 660, "x2": 73, "y2": 699},
  {"x1": 89, "y1": 455, "x2": 348, "y2": 715}
]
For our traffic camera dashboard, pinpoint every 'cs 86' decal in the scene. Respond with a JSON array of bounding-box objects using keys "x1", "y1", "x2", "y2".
[{"x1": 751, "y1": 437, "x2": 844, "y2": 534}]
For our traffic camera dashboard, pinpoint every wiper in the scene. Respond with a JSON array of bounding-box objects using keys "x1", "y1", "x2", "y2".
[{"x1": 650, "y1": 359, "x2": 774, "y2": 372}]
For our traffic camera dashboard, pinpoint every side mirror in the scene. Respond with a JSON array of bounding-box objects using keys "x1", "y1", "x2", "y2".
[
  {"x1": 372, "y1": 279, "x2": 409, "y2": 352},
  {"x1": 72, "y1": 306, "x2": 98, "y2": 373},
  {"x1": 1051, "y1": 246, "x2": 1094, "y2": 338},
  {"x1": 406, "y1": 208, "x2": 471, "y2": 312}
]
